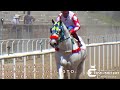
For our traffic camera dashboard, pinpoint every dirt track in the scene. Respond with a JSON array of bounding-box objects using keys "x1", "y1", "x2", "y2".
[
  {"x1": 0, "y1": 43, "x2": 120, "y2": 79},
  {"x1": 0, "y1": 54, "x2": 58, "y2": 79}
]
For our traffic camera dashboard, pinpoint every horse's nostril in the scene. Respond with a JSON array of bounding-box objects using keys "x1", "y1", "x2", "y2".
[
  {"x1": 54, "y1": 43, "x2": 57, "y2": 45},
  {"x1": 50, "y1": 39, "x2": 58, "y2": 47},
  {"x1": 53, "y1": 43, "x2": 57, "y2": 46}
]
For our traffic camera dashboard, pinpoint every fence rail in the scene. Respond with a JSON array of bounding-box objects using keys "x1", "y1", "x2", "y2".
[
  {"x1": 0, "y1": 33, "x2": 120, "y2": 55},
  {"x1": 0, "y1": 38, "x2": 51, "y2": 55},
  {"x1": 0, "y1": 41, "x2": 120, "y2": 79}
]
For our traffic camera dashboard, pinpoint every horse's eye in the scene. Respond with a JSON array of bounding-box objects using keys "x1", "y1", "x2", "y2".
[
  {"x1": 58, "y1": 29, "x2": 61, "y2": 32},
  {"x1": 59, "y1": 29, "x2": 62, "y2": 33}
]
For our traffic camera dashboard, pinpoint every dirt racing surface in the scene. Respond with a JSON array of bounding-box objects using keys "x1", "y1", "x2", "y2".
[{"x1": 0, "y1": 49, "x2": 120, "y2": 79}]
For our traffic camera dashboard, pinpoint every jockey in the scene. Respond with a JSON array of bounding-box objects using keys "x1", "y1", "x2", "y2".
[{"x1": 56, "y1": 11, "x2": 82, "y2": 47}]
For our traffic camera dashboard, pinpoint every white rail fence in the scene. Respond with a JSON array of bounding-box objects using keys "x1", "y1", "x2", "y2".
[
  {"x1": 0, "y1": 34, "x2": 120, "y2": 55},
  {"x1": 0, "y1": 38, "x2": 50, "y2": 55},
  {"x1": 0, "y1": 41, "x2": 120, "y2": 79}
]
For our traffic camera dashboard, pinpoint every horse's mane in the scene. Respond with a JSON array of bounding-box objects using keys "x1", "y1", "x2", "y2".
[
  {"x1": 61, "y1": 22, "x2": 67, "y2": 30},
  {"x1": 60, "y1": 21, "x2": 79, "y2": 44},
  {"x1": 60, "y1": 22, "x2": 71, "y2": 37}
]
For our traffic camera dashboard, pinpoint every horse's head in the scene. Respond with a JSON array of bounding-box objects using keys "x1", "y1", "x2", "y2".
[{"x1": 49, "y1": 19, "x2": 65, "y2": 48}]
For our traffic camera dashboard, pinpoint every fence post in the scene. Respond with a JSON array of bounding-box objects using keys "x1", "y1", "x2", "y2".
[
  {"x1": 116, "y1": 36, "x2": 117, "y2": 42},
  {"x1": 116, "y1": 26, "x2": 118, "y2": 42},
  {"x1": 0, "y1": 19, "x2": 3, "y2": 40},
  {"x1": 87, "y1": 38, "x2": 90, "y2": 44},
  {"x1": 7, "y1": 46, "x2": 11, "y2": 55},
  {"x1": 103, "y1": 37, "x2": 105, "y2": 43},
  {"x1": 39, "y1": 40, "x2": 43, "y2": 52}
]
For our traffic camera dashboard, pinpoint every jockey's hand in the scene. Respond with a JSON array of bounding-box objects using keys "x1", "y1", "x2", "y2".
[{"x1": 70, "y1": 29, "x2": 76, "y2": 35}]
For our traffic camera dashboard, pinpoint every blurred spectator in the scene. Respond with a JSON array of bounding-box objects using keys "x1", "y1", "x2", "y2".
[
  {"x1": 24, "y1": 11, "x2": 35, "y2": 24},
  {"x1": 23, "y1": 11, "x2": 26, "y2": 14},
  {"x1": 11, "y1": 14, "x2": 20, "y2": 25},
  {"x1": 0, "y1": 18, "x2": 4, "y2": 39},
  {"x1": 1, "y1": 18, "x2": 4, "y2": 25},
  {"x1": 24, "y1": 11, "x2": 35, "y2": 38},
  {"x1": 11, "y1": 14, "x2": 21, "y2": 39}
]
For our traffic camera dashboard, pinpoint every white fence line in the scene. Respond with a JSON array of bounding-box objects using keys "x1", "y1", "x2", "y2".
[
  {"x1": 0, "y1": 41, "x2": 120, "y2": 79},
  {"x1": 0, "y1": 34, "x2": 120, "y2": 55},
  {"x1": 0, "y1": 38, "x2": 51, "y2": 55},
  {"x1": 0, "y1": 49, "x2": 55, "y2": 59}
]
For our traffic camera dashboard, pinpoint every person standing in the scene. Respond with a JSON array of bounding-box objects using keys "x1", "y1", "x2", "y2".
[
  {"x1": 0, "y1": 18, "x2": 4, "y2": 39},
  {"x1": 56, "y1": 11, "x2": 82, "y2": 47},
  {"x1": 24, "y1": 11, "x2": 35, "y2": 38},
  {"x1": 11, "y1": 14, "x2": 21, "y2": 39}
]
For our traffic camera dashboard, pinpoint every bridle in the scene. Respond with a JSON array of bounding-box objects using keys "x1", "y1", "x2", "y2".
[
  {"x1": 50, "y1": 21, "x2": 70, "y2": 47},
  {"x1": 50, "y1": 20, "x2": 81, "y2": 53}
]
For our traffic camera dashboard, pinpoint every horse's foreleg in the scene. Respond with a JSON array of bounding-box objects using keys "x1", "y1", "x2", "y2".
[
  {"x1": 69, "y1": 69, "x2": 77, "y2": 79},
  {"x1": 75, "y1": 50, "x2": 87, "y2": 79},
  {"x1": 58, "y1": 65, "x2": 64, "y2": 79},
  {"x1": 75, "y1": 59, "x2": 84, "y2": 79},
  {"x1": 64, "y1": 69, "x2": 68, "y2": 79},
  {"x1": 58, "y1": 66, "x2": 69, "y2": 79}
]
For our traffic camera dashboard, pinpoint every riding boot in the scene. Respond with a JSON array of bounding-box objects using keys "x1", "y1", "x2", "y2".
[{"x1": 72, "y1": 33, "x2": 82, "y2": 47}]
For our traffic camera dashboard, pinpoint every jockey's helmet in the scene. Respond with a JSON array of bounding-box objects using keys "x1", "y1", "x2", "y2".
[{"x1": 61, "y1": 11, "x2": 69, "y2": 18}]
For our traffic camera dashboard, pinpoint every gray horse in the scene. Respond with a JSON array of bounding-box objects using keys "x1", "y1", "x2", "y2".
[{"x1": 49, "y1": 20, "x2": 87, "y2": 79}]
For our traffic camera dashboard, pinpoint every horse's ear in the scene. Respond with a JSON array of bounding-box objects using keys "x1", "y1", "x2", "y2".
[
  {"x1": 52, "y1": 19, "x2": 55, "y2": 24},
  {"x1": 59, "y1": 20, "x2": 62, "y2": 25}
]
